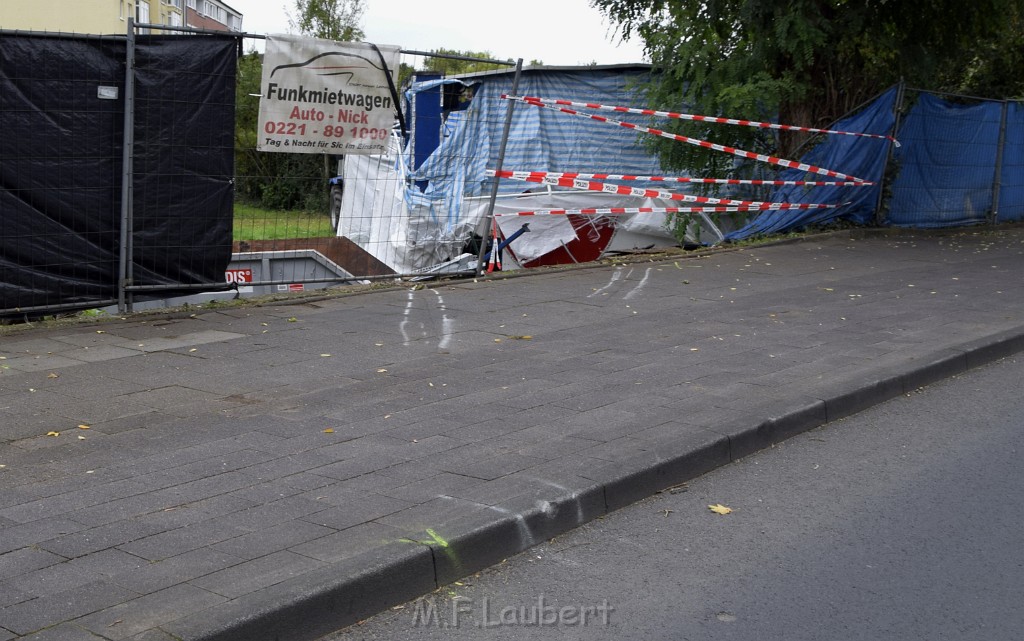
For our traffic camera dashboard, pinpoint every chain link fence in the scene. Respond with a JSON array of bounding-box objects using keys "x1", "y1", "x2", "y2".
[
  {"x1": 883, "y1": 86, "x2": 1024, "y2": 226},
  {"x1": 4, "y1": 26, "x2": 1023, "y2": 320}
]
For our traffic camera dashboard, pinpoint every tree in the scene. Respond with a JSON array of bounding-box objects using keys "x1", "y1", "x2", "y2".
[
  {"x1": 289, "y1": 0, "x2": 365, "y2": 41},
  {"x1": 591, "y1": 0, "x2": 1024, "y2": 176}
]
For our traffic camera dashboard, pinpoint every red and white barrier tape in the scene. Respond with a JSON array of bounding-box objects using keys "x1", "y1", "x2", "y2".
[
  {"x1": 493, "y1": 205, "x2": 843, "y2": 217},
  {"x1": 485, "y1": 169, "x2": 843, "y2": 210},
  {"x1": 503, "y1": 97, "x2": 869, "y2": 183},
  {"x1": 490, "y1": 169, "x2": 872, "y2": 188},
  {"x1": 504, "y1": 95, "x2": 899, "y2": 146}
]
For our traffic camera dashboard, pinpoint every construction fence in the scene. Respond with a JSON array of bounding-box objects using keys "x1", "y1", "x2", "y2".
[{"x1": 2, "y1": 26, "x2": 1023, "y2": 319}]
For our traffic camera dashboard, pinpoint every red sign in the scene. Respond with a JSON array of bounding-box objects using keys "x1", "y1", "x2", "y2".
[{"x1": 225, "y1": 269, "x2": 253, "y2": 284}]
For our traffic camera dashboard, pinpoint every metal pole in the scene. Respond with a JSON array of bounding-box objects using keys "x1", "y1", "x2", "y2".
[
  {"x1": 874, "y1": 80, "x2": 905, "y2": 226},
  {"x1": 118, "y1": 19, "x2": 137, "y2": 313},
  {"x1": 990, "y1": 100, "x2": 1008, "y2": 225},
  {"x1": 476, "y1": 59, "x2": 523, "y2": 275}
]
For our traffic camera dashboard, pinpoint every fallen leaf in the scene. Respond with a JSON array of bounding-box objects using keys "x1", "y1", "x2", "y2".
[
  {"x1": 189, "y1": 348, "x2": 198, "y2": 353},
  {"x1": 376, "y1": 368, "x2": 388, "y2": 373},
  {"x1": 320, "y1": 354, "x2": 331, "y2": 357},
  {"x1": 47, "y1": 373, "x2": 59, "y2": 379},
  {"x1": 78, "y1": 424, "x2": 90, "y2": 430},
  {"x1": 323, "y1": 428, "x2": 335, "y2": 434},
  {"x1": 708, "y1": 503, "x2": 733, "y2": 515},
  {"x1": 288, "y1": 317, "x2": 298, "y2": 322},
  {"x1": 46, "y1": 431, "x2": 60, "y2": 437},
  {"x1": 78, "y1": 436, "x2": 86, "y2": 440}
]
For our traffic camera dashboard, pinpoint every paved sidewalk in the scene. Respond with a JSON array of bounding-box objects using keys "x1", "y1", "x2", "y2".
[{"x1": 2, "y1": 228, "x2": 1024, "y2": 641}]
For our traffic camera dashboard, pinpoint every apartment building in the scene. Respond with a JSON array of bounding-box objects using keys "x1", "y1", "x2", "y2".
[
  {"x1": 0, "y1": 0, "x2": 241, "y2": 35},
  {"x1": 185, "y1": 0, "x2": 242, "y2": 32}
]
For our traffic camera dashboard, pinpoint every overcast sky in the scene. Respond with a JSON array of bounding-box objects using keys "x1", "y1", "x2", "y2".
[{"x1": 233, "y1": 0, "x2": 648, "y2": 65}]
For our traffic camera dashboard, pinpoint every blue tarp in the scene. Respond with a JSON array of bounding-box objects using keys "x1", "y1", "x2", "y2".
[
  {"x1": 404, "y1": 69, "x2": 1023, "y2": 245},
  {"x1": 404, "y1": 67, "x2": 664, "y2": 231},
  {"x1": 887, "y1": 94, "x2": 1002, "y2": 228},
  {"x1": 725, "y1": 86, "x2": 899, "y2": 240},
  {"x1": 996, "y1": 102, "x2": 1024, "y2": 222}
]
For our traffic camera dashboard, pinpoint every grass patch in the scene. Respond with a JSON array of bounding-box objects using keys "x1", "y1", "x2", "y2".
[{"x1": 233, "y1": 202, "x2": 334, "y2": 241}]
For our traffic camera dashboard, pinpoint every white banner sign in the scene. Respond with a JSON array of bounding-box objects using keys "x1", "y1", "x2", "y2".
[{"x1": 258, "y1": 35, "x2": 400, "y2": 155}]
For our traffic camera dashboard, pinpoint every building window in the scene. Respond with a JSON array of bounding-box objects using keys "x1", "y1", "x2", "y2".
[
  {"x1": 186, "y1": 0, "x2": 196, "y2": 8},
  {"x1": 136, "y1": 0, "x2": 150, "y2": 32}
]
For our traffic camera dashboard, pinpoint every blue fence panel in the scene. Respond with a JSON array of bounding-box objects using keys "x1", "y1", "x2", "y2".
[
  {"x1": 997, "y1": 102, "x2": 1024, "y2": 222},
  {"x1": 887, "y1": 94, "x2": 1001, "y2": 227}
]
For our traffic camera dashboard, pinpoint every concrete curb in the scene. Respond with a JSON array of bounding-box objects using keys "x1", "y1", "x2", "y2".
[{"x1": 161, "y1": 324, "x2": 1024, "y2": 640}]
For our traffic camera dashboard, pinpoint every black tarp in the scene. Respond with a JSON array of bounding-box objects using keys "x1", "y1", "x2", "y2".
[
  {"x1": 130, "y1": 35, "x2": 236, "y2": 290},
  {"x1": 0, "y1": 32, "x2": 236, "y2": 314}
]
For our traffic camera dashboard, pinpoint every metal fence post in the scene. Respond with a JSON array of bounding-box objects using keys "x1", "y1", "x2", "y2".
[
  {"x1": 990, "y1": 100, "x2": 1009, "y2": 225},
  {"x1": 874, "y1": 80, "x2": 905, "y2": 226},
  {"x1": 476, "y1": 58, "x2": 523, "y2": 276},
  {"x1": 118, "y1": 19, "x2": 137, "y2": 313}
]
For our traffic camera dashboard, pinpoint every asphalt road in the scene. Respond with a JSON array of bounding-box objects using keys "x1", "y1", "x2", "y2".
[{"x1": 321, "y1": 355, "x2": 1024, "y2": 641}]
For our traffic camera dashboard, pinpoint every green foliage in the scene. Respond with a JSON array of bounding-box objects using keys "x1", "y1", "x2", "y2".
[
  {"x1": 231, "y1": 1, "x2": 366, "y2": 214},
  {"x1": 592, "y1": 0, "x2": 1024, "y2": 175},
  {"x1": 234, "y1": 51, "x2": 331, "y2": 213},
  {"x1": 289, "y1": 0, "x2": 365, "y2": 41},
  {"x1": 233, "y1": 202, "x2": 335, "y2": 240},
  {"x1": 420, "y1": 48, "x2": 514, "y2": 75}
]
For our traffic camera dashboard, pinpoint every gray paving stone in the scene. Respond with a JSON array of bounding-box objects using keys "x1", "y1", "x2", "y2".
[
  {"x1": 37, "y1": 519, "x2": 169, "y2": 559},
  {"x1": 117, "y1": 518, "x2": 253, "y2": 562},
  {"x1": 211, "y1": 519, "x2": 337, "y2": 560},
  {"x1": 2, "y1": 230, "x2": 1024, "y2": 639},
  {"x1": 74, "y1": 583, "x2": 229, "y2": 640},
  {"x1": 161, "y1": 542, "x2": 434, "y2": 641},
  {"x1": 288, "y1": 521, "x2": 418, "y2": 564},
  {"x1": 134, "y1": 494, "x2": 257, "y2": 531},
  {"x1": 190, "y1": 550, "x2": 327, "y2": 599},
  {"x1": 0, "y1": 579, "x2": 138, "y2": 636},
  {"x1": 7, "y1": 549, "x2": 142, "y2": 597},
  {"x1": 0, "y1": 547, "x2": 66, "y2": 579},
  {"x1": 0, "y1": 518, "x2": 85, "y2": 555},
  {"x1": 301, "y1": 493, "x2": 414, "y2": 531},
  {"x1": 14, "y1": 623, "x2": 103, "y2": 641},
  {"x1": 0, "y1": 583, "x2": 34, "y2": 609},
  {"x1": 111, "y1": 548, "x2": 246, "y2": 594}
]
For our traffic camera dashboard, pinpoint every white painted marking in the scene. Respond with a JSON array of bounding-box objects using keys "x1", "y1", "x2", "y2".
[
  {"x1": 588, "y1": 267, "x2": 623, "y2": 297},
  {"x1": 624, "y1": 267, "x2": 653, "y2": 300}
]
